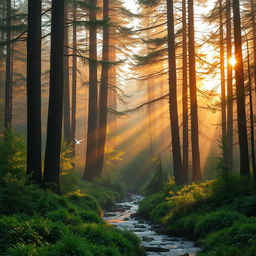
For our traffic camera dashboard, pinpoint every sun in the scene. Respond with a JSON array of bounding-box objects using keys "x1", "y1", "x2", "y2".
[{"x1": 229, "y1": 56, "x2": 237, "y2": 66}]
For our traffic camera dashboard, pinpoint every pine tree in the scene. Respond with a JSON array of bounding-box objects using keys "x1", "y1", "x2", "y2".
[
  {"x1": 97, "y1": 0, "x2": 110, "y2": 176},
  {"x1": 182, "y1": 0, "x2": 189, "y2": 183},
  {"x1": 44, "y1": 0, "x2": 65, "y2": 189},
  {"x1": 4, "y1": 0, "x2": 12, "y2": 132},
  {"x1": 232, "y1": 0, "x2": 250, "y2": 177},
  {"x1": 83, "y1": 0, "x2": 99, "y2": 181},
  {"x1": 26, "y1": 0, "x2": 42, "y2": 183},
  {"x1": 166, "y1": 0, "x2": 183, "y2": 185},
  {"x1": 71, "y1": 1, "x2": 77, "y2": 157},
  {"x1": 226, "y1": 0, "x2": 233, "y2": 170},
  {"x1": 188, "y1": 0, "x2": 202, "y2": 182},
  {"x1": 63, "y1": 0, "x2": 71, "y2": 143}
]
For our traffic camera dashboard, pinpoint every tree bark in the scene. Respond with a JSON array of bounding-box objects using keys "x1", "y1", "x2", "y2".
[
  {"x1": 4, "y1": 0, "x2": 12, "y2": 132},
  {"x1": 232, "y1": 0, "x2": 250, "y2": 177},
  {"x1": 26, "y1": 0, "x2": 42, "y2": 183},
  {"x1": 108, "y1": 33, "x2": 117, "y2": 133},
  {"x1": 63, "y1": 0, "x2": 71, "y2": 143},
  {"x1": 246, "y1": 37, "x2": 256, "y2": 182},
  {"x1": 251, "y1": 0, "x2": 256, "y2": 98},
  {"x1": 83, "y1": 0, "x2": 98, "y2": 181},
  {"x1": 167, "y1": 0, "x2": 184, "y2": 185},
  {"x1": 226, "y1": 0, "x2": 233, "y2": 170},
  {"x1": 44, "y1": 0, "x2": 65, "y2": 189},
  {"x1": 182, "y1": 0, "x2": 189, "y2": 184},
  {"x1": 219, "y1": 0, "x2": 227, "y2": 162},
  {"x1": 97, "y1": 0, "x2": 110, "y2": 176},
  {"x1": 188, "y1": 0, "x2": 202, "y2": 182},
  {"x1": 71, "y1": 2, "x2": 77, "y2": 157}
]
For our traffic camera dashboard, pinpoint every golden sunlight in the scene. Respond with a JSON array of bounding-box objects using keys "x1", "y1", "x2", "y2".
[{"x1": 229, "y1": 56, "x2": 237, "y2": 66}]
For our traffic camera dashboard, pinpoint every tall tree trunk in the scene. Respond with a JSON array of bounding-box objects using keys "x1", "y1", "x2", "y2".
[
  {"x1": 146, "y1": 18, "x2": 154, "y2": 157},
  {"x1": 97, "y1": 0, "x2": 110, "y2": 176},
  {"x1": 44, "y1": 0, "x2": 65, "y2": 189},
  {"x1": 188, "y1": 0, "x2": 202, "y2": 182},
  {"x1": 166, "y1": 0, "x2": 183, "y2": 185},
  {"x1": 251, "y1": 0, "x2": 256, "y2": 97},
  {"x1": 71, "y1": 2, "x2": 77, "y2": 157},
  {"x1": 226, "y1": 0, "x2": 233, "y2": 170},
  {"x1": 26, "y1": 0, "x2": 42, "y2": 183},
  {"x1": 4, "y1": 0, "x2": 12, "y2": 132},
  {"x1": 232, "y1": 0, "x2": 250, "y2": 177},
  {"x1": 63, "y1": 0, "x2": 71, "y2": 142},
  {"x1": 246, "y1": 37, "x2": 256, "y2": 181},
  {"x1": 182, "y1": 0, "x2": 189, "y2": 184},
  {"x1": 83, "y1": 0, "x2": 98, "y2": 181},
  {"x1": 219, "y1": 0, "x2": 227, "y2": 162},
  {"x1": 108, "y1": 33, "x2": 117, "y2": 134}
]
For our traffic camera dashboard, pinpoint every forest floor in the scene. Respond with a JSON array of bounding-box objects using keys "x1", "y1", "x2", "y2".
[
  {"x1": 137, "y1": 177, "x2": 256, "y2": 256},
  {"x1": 0, "y1": 172, "x2": 143, "y2": 255}
]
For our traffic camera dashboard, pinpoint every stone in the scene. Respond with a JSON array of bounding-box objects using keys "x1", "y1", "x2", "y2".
[
  {"x1": 143, "y1": 246, "x2": 169, "y2": 252},
  {"x1": 142, "y1": 236, "x2": 154, "y2": 242},
  {"x1": 180, "y1": 253, "x2": 189, "y2": 256}
]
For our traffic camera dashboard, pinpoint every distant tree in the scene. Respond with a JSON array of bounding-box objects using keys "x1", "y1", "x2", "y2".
[
  {"x1": 44, "y1": 0, "x2": 65, "y2": 189},
  {"x1": 251, "y1": 0, "x2": 256, "y2": 97},
  {"x1": 219, "y1": 0, "x2": 227, "y2": 165},
  {"x1": 71, "y1": 1, "x2": 77, "y2": 157},
  {"x1": 4, "y1": 0, "x2": 12, "y2": 132},
  {"x1": 245, "y1": 34, "x2": 256, "y2": 182},
  {"x1": 226, "y1": 0, "x2": 233, "y2": 170},
  {"x1": 83, "y1": 0, "x2": 99, "y2": 181},
  {"x1": 232, "y1": 0, "x2": 250, "y2": 177},
  {"x1": 63, "y1": 0, "x2": 71, "y2": 143},
  {"x1": 97, "y1": 0, "x2": 110, "y2": 176},
  {"x1": 182, "y1": 0, "x2": 189, "y2": 183},
  {"x1": 166, "y1": 0, "x2": 183, "y2": 185},
  {"x1": 26, "y1": 0, "x2": 42, "y2": 184},
  {"x1": 188, "y1": 0, "x2": 202, "y2": 182}
]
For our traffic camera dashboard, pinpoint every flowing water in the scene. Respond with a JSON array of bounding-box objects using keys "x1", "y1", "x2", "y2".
[{"x1": 104, "y1": 194, "x2": 201, "y2": 256}]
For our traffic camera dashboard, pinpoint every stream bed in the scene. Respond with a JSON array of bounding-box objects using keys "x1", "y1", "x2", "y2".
[{"x1": 104, "y1": 194, "x2": 200, "y2": 256}]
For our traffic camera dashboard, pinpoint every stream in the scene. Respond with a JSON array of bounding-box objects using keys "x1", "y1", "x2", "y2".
[{"x1": 104, "y1": 194, "x2": 201, "y2": 256}]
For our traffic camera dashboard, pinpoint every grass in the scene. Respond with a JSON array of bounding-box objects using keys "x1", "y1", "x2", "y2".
[{"x1": 0, "y1": 132, "x2": 142, "y2": 255}]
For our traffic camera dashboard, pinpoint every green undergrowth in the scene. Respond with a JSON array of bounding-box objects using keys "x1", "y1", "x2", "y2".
[
  {"x1": 137, "y1": 176, "x2": 256, "y2": 256},
  {"x1": 0, "y1": 133, "x2": 142, "y2": 256}
]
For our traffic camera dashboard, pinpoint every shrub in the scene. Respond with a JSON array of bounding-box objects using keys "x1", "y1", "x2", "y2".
[
  {"x1": 71, "y1": 223, "x2": 141, "y2": 255},
  {"x1": 201, "y1": 221, "x2": 256, "y2": 250},
  {"x1": 168, "y1": 213, "x2": 202, "y2": 237},
  {"x1": 194, "y1": 210, "x2": 245, "y2": 237},
  {"x1": 5, "y1": 243, "x2": 39, "y2": 256},
  {"x1": 46, "y1": 208, "x2": 82, "y2": 226},
  {"x1": 0, "y1": 215, "x2": 69, "y2": 254},
  {"x1": 67, "y1": 190, "x2": 102, "y2": 214},
  {"x1": 76, "y1": 210, "x2": 103, "y2": 224},
  {"x1": 137, "y1": 192, "x2": 166, "y2": 218},
  {"x1": 150, "y1": 201, "x2": 171, "y2": 223}
]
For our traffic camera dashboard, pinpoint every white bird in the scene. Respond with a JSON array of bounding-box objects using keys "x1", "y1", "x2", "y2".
[{"x1": 74, "y1": 138, "x2": 85, "y2": 145}]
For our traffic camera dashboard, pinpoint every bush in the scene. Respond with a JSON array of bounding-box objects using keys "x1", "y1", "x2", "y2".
[
  {"x1": 137, "y1": 192, "x2": 166, "y2": 219},
  {"x1": 194, "y1": 210, "x2": 245, "y2": 237},
  {"x1": 67, "y1": 190, "x2": 101, "y2": 214},
  {"x1": 76, "y1": 210, "x2": 103, "y2": 224},
  {"x1": 0, "y1": 215, "x2": 69, "y2": 254},
  {"x1": 201, "y1": 221, "x2": 256, "y2": 250},
  {"x1": 46, "y1": 208, "x2": 82, "y2": 226},
  {"x1": 5, "y1": 243, "x2": 40, "y2": 256},
  {"x1": 168, "y1": 213, "x2": 202, "y2": 238},
  {"x1": 150, "y1": 201, "x2": 171, "y2": 223},
  {"x1": 71, "y1": 223, "x2": 141, "y2": 255}
]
